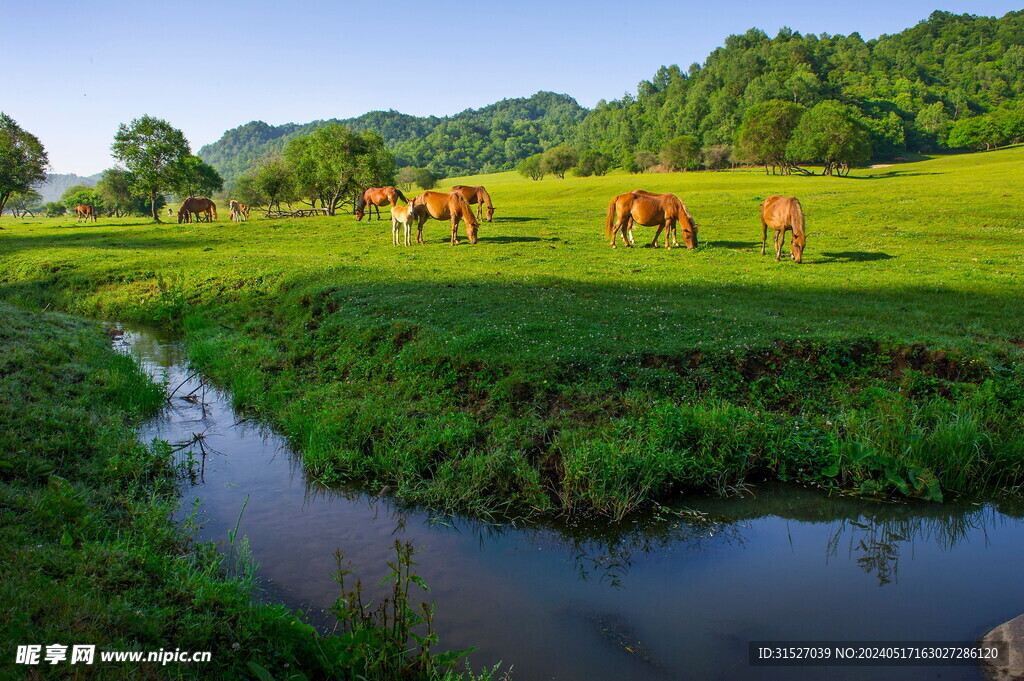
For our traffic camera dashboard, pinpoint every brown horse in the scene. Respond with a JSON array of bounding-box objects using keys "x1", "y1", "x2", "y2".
[
  {"x1": 410, "y1": 191, "x2": 479, "y2": 245},
  {"x1": 605, "y1": 191, "x2": 698, "y2": 249},
  {"x1": 450, "y1": 185, "x2": 495, "y2": 222},
  {"x1": 356, "y1": 186, "x2": 407, "y2": 221},
  {"x1": 74, "y1": 205, "x2": 97, "y2": 222},
  {"x1": 229, "y1": 199, "x2": 250, "y2": 222},
  {"x1": 178, "y1": 197, "x2": 218, "y2": 224},
  {"x1": 760, "y1": 195, "x2": 806, "y2": 263}
]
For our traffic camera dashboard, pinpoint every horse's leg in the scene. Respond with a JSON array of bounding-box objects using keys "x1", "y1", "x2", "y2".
[
  {"x1": 619, "y1": 215, "x2": 633, "y2": 248},
  {"x1": 651, "y1": 224, "x2": 664, "y2": 248},
  {"x1": 451, "y1": 215, "x2": 460, "y2": 246},
  {"x1": 416, "y1": 212, "x2": 426, "y2": 244},
  {"x1": 392, "y1": 218, "x2": 399, "y2": 246},
  {"x1": 775, "y1": 229, "x2": 784, "y2": 261},
  {"x1": 761, "y1": 218, "x2": 768, "y2": 256}
]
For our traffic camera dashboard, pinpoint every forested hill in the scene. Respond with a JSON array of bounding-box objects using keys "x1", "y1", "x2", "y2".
[
  {"x1": 199, "y1": 92, "x2": 586, "y2": 187},
  {"x1": 574, "y1": 9, "x2": 1024, "y2": 165},
  {"x1": 201, "y1": 10, "x2": 1024, "y2": 187}
]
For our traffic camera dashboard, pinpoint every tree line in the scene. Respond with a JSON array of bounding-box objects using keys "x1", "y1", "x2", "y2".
[{"x1": 198, "y1": 9, "x2": 1024, "y2": 185}]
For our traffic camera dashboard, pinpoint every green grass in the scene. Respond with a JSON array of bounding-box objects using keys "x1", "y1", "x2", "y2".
[
  {"x1": 2, "y1": 148, "x2": 1023, "y2": 518},
  {"x1": 0, "y1": 304, "x2": 485, "y2": 680}
]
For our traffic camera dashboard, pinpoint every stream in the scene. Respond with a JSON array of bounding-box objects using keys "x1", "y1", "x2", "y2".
[{"x1": 117, "y1": 326, "x2": 1024, "y2": 681}]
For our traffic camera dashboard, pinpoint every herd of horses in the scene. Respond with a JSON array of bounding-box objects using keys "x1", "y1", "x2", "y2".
[
  {"x1": 73, "y1": 182, "x2": 807, "y2": 263},
  {"x1": 354, "y1": 184, "x2": 805, "y2": 262}
]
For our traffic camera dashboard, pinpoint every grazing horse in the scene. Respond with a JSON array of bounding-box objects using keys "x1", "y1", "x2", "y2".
[
  {"x1": 409, "y1": 191, "x2": 479, "y2": 245},
  {"x1": 229, "y1": 199, "x2": 250, "y2": 222},
  {"x1": 450, "y1": 185, "x2": 495, "y2": 222},
  {"x1": 760, "y1": 195, "x2": 806, "y2": 263},
  {"x1": 605, "y1": 191, "x2": 698, "y2": 249},
  {"x1": 356, "y1": 186, "x2": 407, "y2": 221},
  {"x1": 390, "y1": 204, "x2": 419, "y2": 246},
  {"x1": 74, "y1": 205, "x2": 97, "y2": 222},
  {"x1": 178, "y1": 197, "x2": 218, "y2": 224}
]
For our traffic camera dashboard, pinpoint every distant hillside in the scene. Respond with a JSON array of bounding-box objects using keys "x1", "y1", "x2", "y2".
[
  {"x1": 199, "y1": 91, "x2": 586, "y2": 188},
  {"x1": 38, "y1": 173, "x2": 102, "y2": 203},
  {"x1": 200, "y1": 10, "x2": 1024, "y2": 188}
]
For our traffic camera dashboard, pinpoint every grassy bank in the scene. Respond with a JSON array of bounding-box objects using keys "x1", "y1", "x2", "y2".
[
  {"x1": 0, "y1": 303, "x2": 482, "y2": 680},
  {"x1": 1, "y1": 148, "x2": 1022, "y2": 519}
]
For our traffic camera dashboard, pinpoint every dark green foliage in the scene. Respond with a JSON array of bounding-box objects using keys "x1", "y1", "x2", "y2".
[
  {"x1": 540, "y1": 145, "x2": 578, "y2": 178},
  {"x1": 659, "y1": 135, "x2": 700, "y2": 170},
  {"x1": 0, "y1": 112, "x2": 48, "y2": 215},
  {"x1": 170, "y1": 154, "x2": 224, "y2": 200},
  {"x1": 43, "y1": 201, "x2": 65, "y2": 217},
  {"x1": 575, "y1": 10, "x2": 1024, "y2": 163},
  {"x1": 787, "y1": 100, "x2": 872, "y2": 174},
  {"x1": 412, "y1": 167, "x2": 439, "y2": 190},
  {"x1": 111, "y1": 115, "x2": 191, "y2": 220},
  {"x1": 737, "y1": 100, "x2": 805, "y2": 171},
  {"x1": 574, "y1": 150, "x2": 611, "y2": 177},
  {"x1": 517, "y1": 153, "x2": 545, "y2": 180},
  {"x1": 201, "y1": 92, "x2": 586, "y2": 187},
  {"x1": 284, "y1": 124, "x2": 395, "y2": 215}
]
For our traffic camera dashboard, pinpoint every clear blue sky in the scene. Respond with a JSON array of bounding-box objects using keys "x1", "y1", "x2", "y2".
[{"x1": 3, "y1": 0, "x2": 1021, "y2": 175}]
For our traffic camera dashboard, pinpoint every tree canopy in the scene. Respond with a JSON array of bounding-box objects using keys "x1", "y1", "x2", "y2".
[
  {"x1": 0, "y1": 113, "x2": 48, "y2": 216},
  {"x1": 111, "y1": 115, "x2": 190, "y2": 221}
]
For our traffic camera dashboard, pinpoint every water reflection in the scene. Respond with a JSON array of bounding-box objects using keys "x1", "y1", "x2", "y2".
[{"x1": 115, "y1": 325, "x2": 1024, "y2": 681}]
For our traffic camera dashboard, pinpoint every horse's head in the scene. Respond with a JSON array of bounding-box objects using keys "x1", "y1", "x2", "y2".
[
  {"x1": 791, "y1": 232, "x2": 805, "y2": 263},
  {"x1": 680, "y1": 208, "x2": 698, "y2": 250},
  {"x1": 465, "y1": 215, "x2": 479, "y2": 244},
  {"x1": 485, "y1": 205, "x2": 495, "y2": 222}
]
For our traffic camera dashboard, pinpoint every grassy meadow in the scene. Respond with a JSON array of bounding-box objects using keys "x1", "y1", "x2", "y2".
[{"x1": 2, "y1": 147, "x2": 1023, "y2": 519}]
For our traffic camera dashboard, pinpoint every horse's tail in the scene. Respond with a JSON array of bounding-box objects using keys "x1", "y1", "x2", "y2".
[
  {"x1": 605, "y1": 196, "x2": 618, "y2": 239},
  {"x1": 210, "y1": 200, "x2": 217, "y2": 220},
  {"x1": 395, "y1": 187, "x2": 408, "y2": 204}
]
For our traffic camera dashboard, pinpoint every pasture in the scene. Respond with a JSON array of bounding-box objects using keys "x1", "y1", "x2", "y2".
[{"x1": 1, "y1": 147, "x2": 1022, "y2": 518}]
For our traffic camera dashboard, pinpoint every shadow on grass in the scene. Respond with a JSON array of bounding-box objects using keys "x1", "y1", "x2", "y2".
[
  {"x1": 850, "y1": 171, "x2": 942, "y2": 180},
  {"x1": 818, "y1": 251, "x2": 896, "y2": 263}
]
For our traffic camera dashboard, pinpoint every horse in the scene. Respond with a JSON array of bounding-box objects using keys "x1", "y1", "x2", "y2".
[
  {"x1": 229, "y1": 199, "x2": 250, "y2": 222},
  {"x1": 390, "y1": 204, "x2": 420, "y2": 246},
  {"x1": 178, "y1": 197, "x2": 218, "y2": 224},
  {"x1": 74, "y1": 205, "x2": 97, "y2": 222},
  {"x1": 409, "y1": 191, "x2": 479, "y2": 245},
  {"x1": 356, "y1": 186, "x2": 407, "y2": 221},
  {"x1": 605, "y1": 191, "x2": 698, "y2": 249},
  {"x1": 760, "y1": 195, "x2": 806, "y2": 263},
  {"x1": 450, "y1": 185, "x2": 495, "y2": 222}
]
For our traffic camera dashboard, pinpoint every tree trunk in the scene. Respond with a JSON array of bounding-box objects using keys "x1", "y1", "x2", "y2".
[{"x1": 151, "y1": 194, "x2": 161, "y2": 222}]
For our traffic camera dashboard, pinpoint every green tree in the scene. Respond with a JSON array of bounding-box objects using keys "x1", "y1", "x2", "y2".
[
  {"x1": 248, "y1": 156, "x2": 295, "y2": 211},
  {"x1": 736, "y1": 100, "x2": 805, "y2": 174},
  {"x1": 111, "y1": 115, "x2": 190, "y2": 221},
  {"x1": 574, "y1": 150, "x2": 611, "y2": 177},
  {"x1": 43, "y1": 201, "x2": 66, "y2": 217},
  {"x1": 171, "y1": 155, "x2": 224, "y2": 199},
  {"x1": 633, "y1": 151, "x2": 658, "y2": 173},
  {"x1": 517, "y1": 153, "x2": 545, "y2": 180},
  {"x1": 7, "y1": 189, "x2": 42, "y2": 216},
  {"x1": 0, "y1": 113, "x2": 48, "y2": 216},
  {"x1": 412, "y1": 168, "x2": 438, "y2": 190},
  {"x1": 395, "y1": 166, "x2": 417, "y2": 191},
  {"x1": 61, "y1": 185, "x2": 103, "y2": 213},
  {"x1": 540, "y1": 145, "x2": 578, "y2": 179},
  {"x1": 96, "y1": 168, "x2": 139, "y2": 217},
  {"x1": 787, "y1": 101, "x2": 872, "y2": 175},
  {"x1": 701, "y1": 144, "x2": 735, "y2": 170},
  {"x1": 285, "y1": 124, "x2": 394, "y2": 215},
  {"x1": 659, "y1": 135, "x2": 701, "y2": 171}
]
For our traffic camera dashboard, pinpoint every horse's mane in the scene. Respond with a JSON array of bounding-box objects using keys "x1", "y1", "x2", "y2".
[
  {"x1": 790, "y1": 198, "x2": 804, "y2": 233},
  {"x1": 355, "y1": 190, "x2": 366, "y2": 213},
  {"x1": 394, "y1": 187, "x2": 408, "y2": 204}
]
